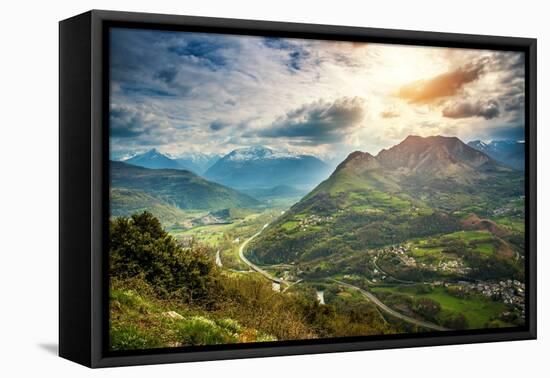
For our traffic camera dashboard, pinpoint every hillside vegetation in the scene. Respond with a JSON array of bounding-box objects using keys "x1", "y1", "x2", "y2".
[
  {"x1": 250, "y1": 136, "x2": 524, "y2": 274},
  {"x1": 109, "y1": 212, "x2": 399, "y2": 351},
  {"x1": 110, "y1": 188, "x2": 187, "y2": 226},
  {"x1": 110, "y1": 161, "x2": 259, "y2": 211}
]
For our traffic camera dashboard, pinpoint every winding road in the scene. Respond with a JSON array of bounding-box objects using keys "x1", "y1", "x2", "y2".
[
  {"x1": 373, "y1": 255, "x2": 416, "y2": 284},
  {"x1": 236, "y1": 224, "x2": 447, "y2": 331},
  {"x1": 238, "y1": 224, "x2": 285, "y2": 284},
  {"x1": 330, "y1": 279, "x2": 449, "y2": 331}
]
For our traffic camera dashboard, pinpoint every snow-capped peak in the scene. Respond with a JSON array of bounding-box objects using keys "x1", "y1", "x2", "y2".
[{"x1": 223, "y1": 146, "x2": 311, "y2": 162}]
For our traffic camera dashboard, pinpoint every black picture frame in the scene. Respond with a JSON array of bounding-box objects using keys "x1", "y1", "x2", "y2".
[{"x1": 59, "y1": 9, "x2": 537, "y2": 368}]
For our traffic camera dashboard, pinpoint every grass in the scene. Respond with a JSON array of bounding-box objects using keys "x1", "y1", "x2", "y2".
[
  {"x1": 169, "y1": 209, "x2": 284, "y2": 270},
  {"x1": 475, "y1": 243, "x2": 495, "y2": 255},
  {"x1": 410, "y1": 246, "x2": 444, "y2": 258},
  {"x1": 351, "y1": 204, "x2": 372, "y2": 212},
  {"x1": 110, "y1": 287, "x2": 276, "y2": 351},
  {"x1": 371, "y1": 286, "x2": 509, "y2": 329},
  {"x1": 111, "y1": 323, "x2": 162, "y2": 350},
  {"x1": 346, "y1": 190, "x2": 411, "y2": 213},
  {"x1": 422, "y1": 289, "x2": 507, "y2": 329},
  {"x1": 442, "y1": 230, "x2": 492, "y2": 242},
  {"x1": 281, "y1": 220, "x2": 299, "y2": 231},
  {"x1": 111, "y1": 188, "x2": 188, "y2": 226},
  {"x1": 493, "y1": 216, "x2": 525, "y2": 233},
  {"x1": 221, "y1": 245, "x2": 249, "y2": 270},
  {"x1": 175, "y1": 316, "x2": 238, "y2": 345},
  {"x1": 410, "y1": 230, "x2": 498, "y2": 261}
]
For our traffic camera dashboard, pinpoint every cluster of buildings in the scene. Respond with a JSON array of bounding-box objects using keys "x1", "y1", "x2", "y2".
[
  {"x1": 473, "y1": 280, "x2": 525, "y2": 314},
  {"x1": 297, "y1": 214, "x2": 333, "y2": 231},
  {"x1": 492, "y1": 195, "x2": 525, "y2": 217},
  {"x1": 382, "y1": 244, "x2": 474, "y2": 275},
  {"x1": 434, "y1": 279, "x2": 526, "y2": 320},
  {"x1": 437, "y1": 259, "x2": 472, "y2": 275},
  {"x1": 492, "y1": 207, "x2": 511, "y2": 217},
  {"x1": 381, "y1": 245, "x2": 418, "y2": 269}
]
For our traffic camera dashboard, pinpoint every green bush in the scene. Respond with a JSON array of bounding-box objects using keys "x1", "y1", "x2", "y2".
[
  {"x1": 176, "y1": 316, "x2": 237, "y2": 345},
  {"x1": 441, "y1": 312, "x2": 469, "y2": 330},
  {"x1": 412, "y1": 297, "x2": 441, "y2": 322},
  {"x1": 110, "y1": 324, "x2": 161, "y2": 351},
  {"x1": 215, "y1": 318, "x2": 242, "y2": 335},
  {"x1": 110, "y1": 212, "x2": 219, "y2": 304}
]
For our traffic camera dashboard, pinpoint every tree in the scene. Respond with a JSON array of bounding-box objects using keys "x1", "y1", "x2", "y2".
[
  {"x1": 109, "y1": 212, "x2": 218, "y2": 304},
  {"x1": 412, "y1": 298, "x2": 441, "y2": 322},
  {"x1": 443, "y1": 313, "x2": 469, "y2": 330}
]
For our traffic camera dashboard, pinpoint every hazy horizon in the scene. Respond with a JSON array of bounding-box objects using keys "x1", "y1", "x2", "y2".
[{"x1": 112, "y1": 134, "x2": 524, "y2": 164}]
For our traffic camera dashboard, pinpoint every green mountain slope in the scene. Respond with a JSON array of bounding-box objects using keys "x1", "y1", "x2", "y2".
[
  {"x1": 249, "y1": 136, "x2": 524, "y2": 267},
  {"x1": 110, "y1": 188, "x2": 187, "y2": 225},
  {"x1": 110, "y1": 161, "x2": 260, "y2": 211}
]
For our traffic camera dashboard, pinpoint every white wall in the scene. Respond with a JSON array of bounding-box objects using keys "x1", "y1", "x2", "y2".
[{"x1": 0, "y1": 0, "x2": 546, "y2": 376}]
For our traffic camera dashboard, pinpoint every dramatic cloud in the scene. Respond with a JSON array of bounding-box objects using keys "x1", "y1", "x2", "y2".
[
  {"x1": 110, "y1": 104, "x2": 149, "y2": 138},
  {"x1": 442, "y1": 100, "x2": 500, "y2": 120},
  {"x1": 209, "y1": 120, "x2": 230, "y2": 131},
  {"x1": 259, "y1": 97, "x2": 365, "y2": 144},
  {"x1": 154, "y1": 67, "x2": 178, "y2": 84},
  {"x1": 397, "y1": 64, "x2": 483, "y2": 104},
  {"x1": 108, "y1": 28, "x2": 525, "y2": 159},
  {"x1": 380, "y1": 110, "x2": 400, "y2": 119}
]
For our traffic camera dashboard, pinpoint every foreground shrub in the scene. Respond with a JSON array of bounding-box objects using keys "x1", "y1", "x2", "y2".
[
  {"x1": 110, "y1": 324, "x2": 161, "y2": 351},
  {"x1": 176, "y1": 316, "x2": 237, "y2": 345},
  {"x1": 110, "y1": 212, "x2": 219, "y2": 304}
]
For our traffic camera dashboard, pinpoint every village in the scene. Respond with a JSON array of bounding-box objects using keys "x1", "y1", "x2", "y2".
[
  {"x1": 472, "y1": 280, "x2": 525, "y2": 318},
  {"x1": 382, "y1": 244, "x2": 472, "y2": 275},
  {"x1": 374, "y1": 244, "x2": 525, "y2": 318},
  {"x1": 297, "y1": 214, "x2": 333, "y2": 231},
  {"x1": 492, "y1": 195, "x2": 525, "y2": 217}
]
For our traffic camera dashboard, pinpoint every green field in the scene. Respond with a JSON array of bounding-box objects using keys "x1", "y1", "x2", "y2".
[
  {"x1": 281, "y1": 220, "x2": 299, "y2": 231},
  {"x1": 441, "y1": 230, "x2": 493, "y2": 242},
  {"x1": 371, "y1": 286, "x2": 510, "y2": 329},
  {"x1": 410, "y1": 230, "x2": 497, "y2": 261},
  {"x1": 168, "y1": 209, "x2": 283, "y2": 270},
  {"x1": 171, "y1": 223, "x2": 234, "y2": 246},
  {"x1": 474, "y1": 243, "x2": 495, "y2": 255}
]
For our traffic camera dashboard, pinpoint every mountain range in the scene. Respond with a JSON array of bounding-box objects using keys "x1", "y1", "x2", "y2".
[
  {"x1": 204, "y1": 146, "x2": 331, "y2": 191},
  {"x1": 121, "y1": 146, "x2": 331, "y2": 194},
  {"x1": 173, "y1": 153, "x2": 221, "y2": 174},
  {"x1": 110, "y1": 161, "x2": 259, "y2": 211},
  {"x1": 123, "y1": 149, "x2": 221, "y2": 174},
  {"x1": 249, "y1": 135, "x2": 524, "y2": 264},
  {"x1": 124, "y1": 148, "x2": 182, "y2": 170},
  {"x1": 467, "y1": 140, "x2": 525, "y2": 171}
]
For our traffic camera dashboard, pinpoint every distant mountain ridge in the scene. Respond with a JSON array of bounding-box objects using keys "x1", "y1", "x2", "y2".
[
  {"x1": 122, "y1": 149, "x2": 221, "y2": 174},
  {"x1": 467, "y1": 139, "x2": 524, "y2": 171},
  {"x1": 173, "y1": 152, "x2": 221, "y2": 174},
  {"x1": 110, "y1": 161, "x2": 259, "y2": 210},
  {"x1": 124, "y1": 148, "x2": 182, "y2": 170},
  {"x1": 205, "y1": 146, "x2": 331, "y2": 190}
]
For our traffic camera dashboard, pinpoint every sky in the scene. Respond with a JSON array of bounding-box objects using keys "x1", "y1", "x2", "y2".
[{"x1": 109, "y1": 28, "x2": 525, "y2": 161}]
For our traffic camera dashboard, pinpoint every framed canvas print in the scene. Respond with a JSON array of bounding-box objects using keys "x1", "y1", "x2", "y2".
[{"x1": 59, "y1": 10, "x2": 537, "y2": 368}]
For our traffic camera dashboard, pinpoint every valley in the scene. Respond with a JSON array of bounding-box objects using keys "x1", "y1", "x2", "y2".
[
  {"x1": 110, "y1": 136, "x2": 526, "y2": 349},
  {"x1": 242, "y1": 137, "x2": 525, "y2": 330},
  {"x1": 104, "y1": 29, "x2": 530, "y2": 352}
]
